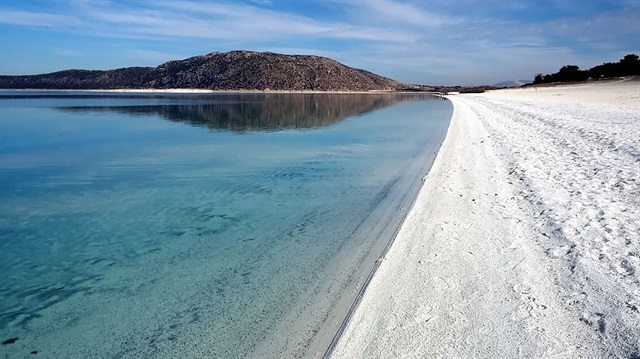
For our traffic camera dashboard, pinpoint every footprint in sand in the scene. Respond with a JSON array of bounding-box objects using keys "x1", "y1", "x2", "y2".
[
  {"x1": 513, "y1": 283, "x2": 532, "y2": 295},
  {"x1": 615, "y1": 259, "x2": 635, "y2": 277},
  {"x1": 580, "y1": 312, "x2": 606, "y2": 334},
  {"x1": 564, "y1": 292, "x2": 588, "y2": 308},
  {"x1": 550, "y1": 245, "x2": 573, "y2": 258},
  {"x1": 512, "y1": 283, "x2": 548, "y2": 322},
  {"x1": 413, "y1": 305, "x2": 434, "y2": 324},
  {"x1": 385, "y1": 314, "x2": 400, "y2": 332}
]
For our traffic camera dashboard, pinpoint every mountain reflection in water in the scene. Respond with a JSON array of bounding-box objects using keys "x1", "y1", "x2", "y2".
[{"x1": 55, "y1": 93, "x2": 438, "y2": 132}]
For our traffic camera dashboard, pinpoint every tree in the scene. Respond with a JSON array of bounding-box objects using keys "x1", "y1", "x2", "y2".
[
  {"x1": 532, "y1": 53, "x2": 640, "y2": 84},
  {"x1": 555, "y1": 65, "x2": 589, "y2": 82},
  {"x1": 619, "y1": 54, "x2": 640, "y2": 76},
  {"x1": 534, "y1": 73, "x2": 544, "y2": 84}
]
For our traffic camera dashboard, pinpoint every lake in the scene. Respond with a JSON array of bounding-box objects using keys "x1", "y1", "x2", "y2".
[{"x1": 0, "y1": 92, "x2": 452, "y2": 358}]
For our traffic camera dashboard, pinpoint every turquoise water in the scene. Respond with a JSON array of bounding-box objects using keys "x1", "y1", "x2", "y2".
[{"x1": 0, "y1": 92, "x2": 451, "y2": 358}]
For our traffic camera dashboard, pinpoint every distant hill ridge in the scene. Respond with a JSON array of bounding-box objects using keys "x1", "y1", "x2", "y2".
[{"x1": 0, "y1": 50, "x2": 403, "y2": 91}]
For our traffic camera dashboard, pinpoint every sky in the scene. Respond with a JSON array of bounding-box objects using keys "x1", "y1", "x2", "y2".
[{"x1": 0, "y1": 0, "x2": 638, "y2": 86}]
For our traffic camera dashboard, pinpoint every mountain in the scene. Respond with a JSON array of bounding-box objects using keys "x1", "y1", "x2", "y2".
[
  {"x1": 492, "y1": 79, "x2": 531, "y2": 88},
  {"x1": 0, "y1": 51, "x2": 403, "y2": 91}
]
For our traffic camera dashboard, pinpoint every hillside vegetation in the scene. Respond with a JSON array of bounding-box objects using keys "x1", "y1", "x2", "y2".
[
  {"x1": 533, "y1": 54, "x2": 640, "y2": 84},
  {"x1": 0, "y1": 51, "x2": 403, "y2": 91}
]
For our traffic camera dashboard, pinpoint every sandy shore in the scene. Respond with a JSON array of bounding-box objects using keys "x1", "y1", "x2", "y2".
[{"x1": 330, "y1": 79, "x2": 640, "y2": 358}]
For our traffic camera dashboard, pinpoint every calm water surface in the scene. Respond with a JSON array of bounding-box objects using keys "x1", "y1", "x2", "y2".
[{"x1": 0, "y1": 92, "x2": 451, "y2": 358}]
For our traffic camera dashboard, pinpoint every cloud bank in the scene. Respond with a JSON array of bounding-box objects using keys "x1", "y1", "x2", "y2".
[{"x1": 1, "y1": 0, "x2": 638, "y2": 85}]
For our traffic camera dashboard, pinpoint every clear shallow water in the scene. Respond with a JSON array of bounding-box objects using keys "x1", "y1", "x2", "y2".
[{"x1": 0, "y1": 92, "x2": 452, "y2": 358}]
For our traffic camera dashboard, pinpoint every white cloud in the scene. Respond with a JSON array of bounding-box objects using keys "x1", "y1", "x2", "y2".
[
  {"x1": 350, "y1": 0, "x2": 455, "y2": 27},
  {"x1": 153, "y1": 1, "x2": 418, "y2": 42},
  {"x1": 0, "y1": 0, "x2": 417, "y2": 44},
  {"x1": 0, "y1": 10, "x2": 82, "y2": 27},
  {"x1": 52, "y1": 47, "x2": 83, "y2": 57},
  {"x1": 0, "y1": 0, "x2": 637, "y2": 84}
]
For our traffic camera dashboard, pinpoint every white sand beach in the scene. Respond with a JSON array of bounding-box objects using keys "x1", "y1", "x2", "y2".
[{"x1": 330, "y1": 79, "x2": 640, "y2": 358}]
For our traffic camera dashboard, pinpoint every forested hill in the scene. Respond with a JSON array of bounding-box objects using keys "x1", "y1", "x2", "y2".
[{"x1": 0, "y1": 51, "x2": 403, "y2": 91}]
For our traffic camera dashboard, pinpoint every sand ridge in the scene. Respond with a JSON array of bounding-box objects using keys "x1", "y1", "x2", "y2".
[{"x1": 330, "y1": 80, "x2": 640, "y2": 358}]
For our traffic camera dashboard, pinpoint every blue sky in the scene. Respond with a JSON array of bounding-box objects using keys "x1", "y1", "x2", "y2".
[{"x1": 0, "y1": 0, "x2": 638, "y2": 85}]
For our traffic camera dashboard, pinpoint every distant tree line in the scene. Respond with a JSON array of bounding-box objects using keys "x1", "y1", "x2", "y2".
[{"x1": 533, "y1": 54, "x2": 640, "y2": 84}]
